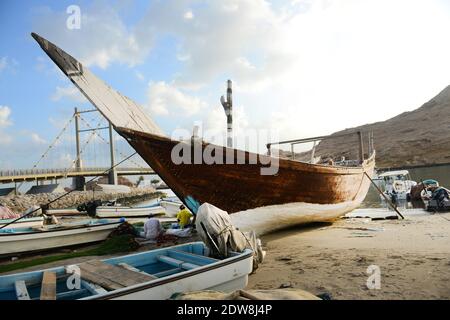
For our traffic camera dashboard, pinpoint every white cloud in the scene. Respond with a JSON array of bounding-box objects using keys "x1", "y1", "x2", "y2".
[
  {"x1": 31, "y1": 133, "x2": 47, "y2": 144},
  {"x1": 51, "y1": 85, "x2": 87, "y2": 103},
  {"x1": 135, "y1": 71, "x2": 145, "y2": 81},
  {"x1": 0, "y1": 57, "x2": 7, "y2": 72},
  {"x1": 33, "y1": 3, "x2": 151, "y2": 69},
  {"x1": 146, "y1": 81, "x2": 207, "y2": 116},
  {"x1": 0, "y1": 106, "x2": 12, "y2": 128},
  {"x1": 32, "y1": 1, "x2": 450, "y2": 141},
  {"x1": 183, "y1": 10, "x2": 194, "y2": 20},
  {"x1": 0, "y1": 106, "x2": 12, "y2": 145}
]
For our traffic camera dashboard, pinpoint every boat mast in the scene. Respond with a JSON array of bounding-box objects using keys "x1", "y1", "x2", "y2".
[{"x1": 220, "y1": 80, "x2": 233, "y2": 148}]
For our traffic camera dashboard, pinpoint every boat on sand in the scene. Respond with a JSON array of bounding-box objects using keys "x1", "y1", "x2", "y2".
[
  {"x1": 32, "y1": 32, "x2": 376, "y2": 235},
  {"x1": 0, "y1": 242, "x2": 253, "y2": 300},
  {"x1": 0, "y1": 219, "x2": 122, "y2": 257}
]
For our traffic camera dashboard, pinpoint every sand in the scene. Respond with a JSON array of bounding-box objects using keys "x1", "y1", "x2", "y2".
[{"x1": 247, "y1": 210, "x2": 450, "y2": 299}]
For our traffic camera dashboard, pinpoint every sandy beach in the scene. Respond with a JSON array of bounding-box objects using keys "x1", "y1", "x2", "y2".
[
  {"x1": 247, "y1": 209, "x2": 450, "y2": 299},
  {"x1": 1, "y1": 208, "x2": 449, "y2": 300}
]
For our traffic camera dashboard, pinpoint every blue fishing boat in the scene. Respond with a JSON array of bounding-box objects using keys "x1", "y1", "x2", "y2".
[{"x1": 0, "y1": 242, "x2": 253, "y2": 300}]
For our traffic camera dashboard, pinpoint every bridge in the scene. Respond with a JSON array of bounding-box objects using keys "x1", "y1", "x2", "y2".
[
  {"x1": 0, "y1": 108, "x2": 156, "y2": 192},
  {"x1": 0, "y1": 167, "x2": 154, "y2": 184}
]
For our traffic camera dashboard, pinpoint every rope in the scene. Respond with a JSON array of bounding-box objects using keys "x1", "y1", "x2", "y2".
[
  {"x1": 78, "y1": 116, "x2": 145, "y2": 169},
  {"x1": 63, "y1": 116, "x2": 104, "y2": 174},
  {"x1": 16, "y1": 116, "x2": 75, "y2": 190},
  {"x1": 0, "y1": 152, "x2": 138, "y2": 230}
]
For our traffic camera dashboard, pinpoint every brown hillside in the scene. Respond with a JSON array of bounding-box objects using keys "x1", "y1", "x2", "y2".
[{"x1": 300, "y1": 85, "x2": 450, "y2": 168}]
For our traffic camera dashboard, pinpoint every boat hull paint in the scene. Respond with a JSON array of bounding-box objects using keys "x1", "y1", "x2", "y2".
[
  {"x1": 0, "y1": 222, "x2": 121, "y2": 256},
  {"x1": 118, "y1": 128, "x2": 375, "y2": 225},
  {"x1": 231, "y1": 199, "x2": 365, "y2": 235},
  {"x1": 95, "y1": 206, "x2": 165, "y2": 218}
]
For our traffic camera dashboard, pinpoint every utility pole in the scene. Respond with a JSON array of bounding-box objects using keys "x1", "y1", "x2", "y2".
[{"x1": 220, "y1": 80, "x2": 233, "y2": 148}]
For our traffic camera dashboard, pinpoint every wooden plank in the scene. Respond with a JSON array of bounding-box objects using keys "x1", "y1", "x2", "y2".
[
  {"x1": 86, "y1": 260, "x2": 155, "y2": 286},
  {"x1": 15, "y1": 281, "x2": 30, "y2": 300},
  {"x1": 77, "y1": 263, "x2": 124, "y2": 291},
  {"x1": 32, "y1": 33, "x2": 164, "y2": 137},
  {"x1": 40, "y1": 271, "x2": 56, "y2": 300},
  {"x1": 77, "y1": 260, "x2": 155, "y2": 290}
]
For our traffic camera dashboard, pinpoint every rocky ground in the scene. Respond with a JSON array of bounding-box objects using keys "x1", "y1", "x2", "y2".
[{"x1": 0, "y1": 187, "x2": 165, "y2": 214}]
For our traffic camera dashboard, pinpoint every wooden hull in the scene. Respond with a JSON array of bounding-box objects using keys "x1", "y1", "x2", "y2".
[
  {"x1": 31, "y1": 32, "x2": 375, "y2": 234},
  {"x1": 118, "y1": 128, "x2": 375, "y2": 232}
]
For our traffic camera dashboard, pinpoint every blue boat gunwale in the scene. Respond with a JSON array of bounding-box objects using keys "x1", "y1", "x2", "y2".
[
  {"x1": 0, "y1": 220, "x2": 123, "y2": 236},
  {"x1": 0, "y1": 242, "x2": 254, "y2": 300}
]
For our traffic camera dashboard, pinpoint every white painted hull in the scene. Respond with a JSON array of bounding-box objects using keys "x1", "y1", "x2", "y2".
[
  {"x1": 89, "y1": 251, "x2": 253, "y2": 300},
  {"x1": 46, "y1": 209, "x2": 86, "y2": 216},
  {"x1": 96, "y1": 206, "x2": 165, "y2": 218},
  {"x1": 231, "y1": 171, "x2": 372, "y2": 235},
  {"x1": 0, "y1": 222, "x2": 121, "y2": 256},
  {"x1": 0, "y1": 217, "x2": 44, "y2": 229}
]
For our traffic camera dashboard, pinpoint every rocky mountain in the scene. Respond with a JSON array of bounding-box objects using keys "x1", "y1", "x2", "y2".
[{"x1": 298, "y1": 85, "x2": 450, "y2": 168}]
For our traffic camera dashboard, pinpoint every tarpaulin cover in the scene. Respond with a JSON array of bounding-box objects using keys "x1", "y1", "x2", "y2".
[{"x1": 195, "y1": 203, "x2": 265, "y2": 270}]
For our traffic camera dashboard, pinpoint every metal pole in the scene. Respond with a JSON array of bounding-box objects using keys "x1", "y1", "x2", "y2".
[
  {"x1": 108, "y1": 121, "x2": 117, "y2": 185},
  {"x1": 220, "y1": 80, "x2": 233, "y2": 148},
  {"x1": 74, "y1": 107, "x2": 85, "y2": 191},
  {"x1": 74, "y1": 108, "x2": 81, "y2": 171},
  {"x1": 291, "y1": 144, "x2": 294, "y2": 160},
  {"x1": 358, "y1": 131, "x2": 364, "y2": 164}
]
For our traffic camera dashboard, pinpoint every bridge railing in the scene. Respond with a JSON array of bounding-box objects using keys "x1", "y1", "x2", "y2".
[{"x1": 0, "y1": 167, "x2": 152, "y2": 177}]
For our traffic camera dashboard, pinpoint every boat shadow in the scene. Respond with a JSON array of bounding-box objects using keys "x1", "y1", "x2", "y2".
[{"x1": 261, "y1": 221, "x2": 333, "y2": 243}]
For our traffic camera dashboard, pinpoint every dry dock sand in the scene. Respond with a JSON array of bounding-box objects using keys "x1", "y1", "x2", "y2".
[{"x1": 247, "y1": 210, "x2": 450, "y2": 299}]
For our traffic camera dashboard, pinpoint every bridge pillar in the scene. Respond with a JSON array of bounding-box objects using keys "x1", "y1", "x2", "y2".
[
  {"x1": 108, "y1": 122, "x2": 117, "y2": 185},
  {"x1": 74, "y1": 176, "x2": 86, "y2": 191}
]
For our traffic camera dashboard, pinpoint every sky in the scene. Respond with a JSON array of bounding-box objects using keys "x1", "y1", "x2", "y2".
[{"x1": 1, "y1": 0, "x2": 450, "y2": 171}]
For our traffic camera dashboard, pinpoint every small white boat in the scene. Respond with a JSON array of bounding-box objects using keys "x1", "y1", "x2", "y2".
[
  {"x1": 0, "y1": 242, "x2": 254, "y2": 300},
  {"x1": 0, "y1": 219, "x2": 122, "y2": 257},
  {"x1": 159, "y1": 197, "x2": 188, "y2": 217},
  {"x1": 95, "y1": 204, "x2": 166, "y2": 218},
  {"x1": 0, "y1": 216, "x2": 44, "y2": 229},
  {"x1": 378, "y1": 170, "x2": 417, "y2": 201}
]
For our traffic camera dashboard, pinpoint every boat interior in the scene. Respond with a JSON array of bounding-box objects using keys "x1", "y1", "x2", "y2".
[
  {"x1": 0, "y1": 219, "x2": 118, "y2": 234},
  {"x1": 0, "y1": 242, "x2": 242, "y2": 300}
]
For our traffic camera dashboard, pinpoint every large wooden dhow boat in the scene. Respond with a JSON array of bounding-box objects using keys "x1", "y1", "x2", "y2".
[{"x1": 32, "y1": 33, "x2": 375, "y2": 235}]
